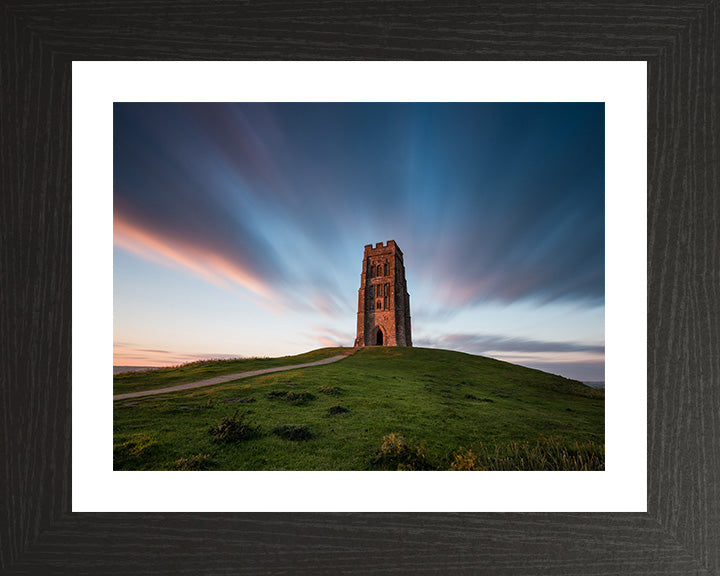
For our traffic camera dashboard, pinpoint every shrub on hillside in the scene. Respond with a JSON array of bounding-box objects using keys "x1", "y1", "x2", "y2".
[
  {"x1": 272, "y1": 424, "x2": 315, "y2": 441},
  {"x1": 208, "y1": 411, "x2": 260, "y2": 443},
  {"x1": 372, "y1": 433, "x2": 433, "y2": 471},
  {"x1": 449, "y1": 448, "x2": 481, "y2": 471},
  {"x1": 319, "y1": 385, "x2": 343, "y2": 396}
]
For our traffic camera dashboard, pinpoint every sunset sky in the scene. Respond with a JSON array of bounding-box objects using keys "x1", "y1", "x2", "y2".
[{"x1": 113, "y1": 102, "x2": 604, "y2": 381}]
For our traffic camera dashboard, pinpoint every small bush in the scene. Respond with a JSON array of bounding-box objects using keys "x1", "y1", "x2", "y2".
[
  {"x1": 326, "y1": 405, "x2": 349, "y2": 416},
  {"x1": 449, "y1": 448, "x2": 483, "y2": 471},
  {"x1": 173, "y1": 453, "x2": 215, "y2": 471},
  {"x1": 208, "y1": 411, "x2": 260, "y2": 443},
  {"x1": 372, "y1": 433, "x2": 433, "y2": 471},
  {"x1": 319, "y1": 385, "x2": 344, "y2": 396},
  {"x1": 272, "y1": 424, "x2": 315, "y2": 441},
  {"x1": 265, "y1": 391, "x2": 316, "y2": 405}
]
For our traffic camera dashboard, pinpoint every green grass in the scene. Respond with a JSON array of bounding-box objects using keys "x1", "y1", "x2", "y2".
[
  {"x1": 448, "y1": 437, "x2": 604, "y2": 471},
  {"x1": 113, "y1": 346, "x2": 604, "y2": 471},
  {"x1": 113, "y1": 347, "x2": 347, "y2": 395}
]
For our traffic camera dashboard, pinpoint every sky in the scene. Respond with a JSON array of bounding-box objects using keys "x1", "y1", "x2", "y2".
[{"x1": 113, "y1": 102, "x2": 604, "y2": 381}]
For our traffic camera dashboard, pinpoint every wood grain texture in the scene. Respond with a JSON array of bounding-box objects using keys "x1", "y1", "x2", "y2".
[{"x1": 1, "y1": 1, "x2": 718, "y2": 574}]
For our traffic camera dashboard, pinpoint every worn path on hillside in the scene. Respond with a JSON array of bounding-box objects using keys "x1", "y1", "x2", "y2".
[{"x1": 113, "y1": 351, "x2": 354, "y2": 401}]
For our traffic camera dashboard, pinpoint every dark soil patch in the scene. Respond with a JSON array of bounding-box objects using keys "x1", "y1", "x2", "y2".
[
  {"x1": 326, "y1": 405, "x2": 349, "y2": 416},
  {"x1": 272, "y1": 424, "x2": 315, "y2": 441},
  {"x1": 464, "y1": 394, "x2": 494, "y2": 402},
  {"x1": 265, "y1": 390, "x2": 316, "y2": 405}
]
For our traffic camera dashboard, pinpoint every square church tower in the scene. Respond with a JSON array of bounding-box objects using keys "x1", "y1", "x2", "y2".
[{"x1": 354, "y1": 240, "x2": 412, "y2": 347}]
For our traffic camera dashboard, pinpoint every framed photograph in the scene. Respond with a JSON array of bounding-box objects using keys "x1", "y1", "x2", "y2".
[
  {"x1": 77, "y1": 63, "x2": 640, "y2": 513},
  {"x1": 3, "y1": 2, "x2": 718, "y2": 573}
]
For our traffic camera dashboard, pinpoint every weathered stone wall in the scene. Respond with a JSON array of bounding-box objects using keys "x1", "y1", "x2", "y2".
[{"x1": 354, "y1": 240, "x2": 412, "y2": 347}]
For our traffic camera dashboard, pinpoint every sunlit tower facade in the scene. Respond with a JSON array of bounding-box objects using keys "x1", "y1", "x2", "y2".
[{"x1": 354, "y1": 240, "x2": 412, "y2": 347}]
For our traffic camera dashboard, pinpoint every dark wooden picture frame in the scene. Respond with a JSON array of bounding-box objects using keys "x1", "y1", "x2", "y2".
[{"x1": 2, "y1": 2, "x2": 718, "y2": 574}]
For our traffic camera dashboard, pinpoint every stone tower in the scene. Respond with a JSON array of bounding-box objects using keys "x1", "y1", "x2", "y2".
[{"x1": 354, "y1": 240, "x2": 412, "y2": 347}]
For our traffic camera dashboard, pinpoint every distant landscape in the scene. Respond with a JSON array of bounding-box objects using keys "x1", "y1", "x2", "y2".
[
  {"x1": 114, "y1": 366, "x2": 159, "y2": 375},
  {"x1": 113, "y1": 346, "x2": 604, "y2": 471}
]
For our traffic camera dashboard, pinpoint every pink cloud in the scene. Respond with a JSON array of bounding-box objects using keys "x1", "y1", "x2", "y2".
[{"x1": 114, "y1": 214, "x2": 274, "y2": 300}]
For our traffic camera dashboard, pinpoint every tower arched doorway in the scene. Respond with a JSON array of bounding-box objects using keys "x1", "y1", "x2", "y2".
[{"x1": 376, "y1": 327, "x2": 384, "y2": 346}]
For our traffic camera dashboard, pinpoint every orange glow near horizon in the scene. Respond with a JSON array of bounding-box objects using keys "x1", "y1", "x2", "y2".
[
  {"x1": 114, "y1": 215, "x2": 274, "y2": 300},
  {"x1": 113, "y1": 343, "x2": 245, "y2": 368}
]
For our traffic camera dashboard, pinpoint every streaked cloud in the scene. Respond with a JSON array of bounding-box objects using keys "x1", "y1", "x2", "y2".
[
  {"x1": 114, "y1": 214, "x2": 275, "y2": 298},
  {"x1": 414, "y1": 332, "x2": 604, "y2": 356}
]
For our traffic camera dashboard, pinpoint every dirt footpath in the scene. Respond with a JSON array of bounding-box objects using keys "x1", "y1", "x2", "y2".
[{"x1": 113, "y1": 351, "x2": 354, "y2": 401}]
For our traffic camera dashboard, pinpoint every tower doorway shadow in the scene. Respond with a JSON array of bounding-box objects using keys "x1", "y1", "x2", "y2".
[{"x1": 376, "y1": 329, "x2": 383, "y2": 346}]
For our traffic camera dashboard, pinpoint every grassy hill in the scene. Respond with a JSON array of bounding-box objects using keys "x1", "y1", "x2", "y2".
[{"x1": 113, "y1": 346, "x2": 604, "y2": 471}]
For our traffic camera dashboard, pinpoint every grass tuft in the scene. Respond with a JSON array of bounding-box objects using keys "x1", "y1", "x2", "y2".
[
  {"x1": 208, "y1": 411, "x2": 260, "y2": 443},
  {"x1": 173, "y1": 453, "x2": 216, "y2": 470},
  {"x1": 372, "y1": 433, "x2": 433, "y2": 470}
]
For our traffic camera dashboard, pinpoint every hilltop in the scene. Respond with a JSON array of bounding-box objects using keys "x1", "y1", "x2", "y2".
[{"x1": 113, "y1": 346, "x2": 604, "y2": 471}]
